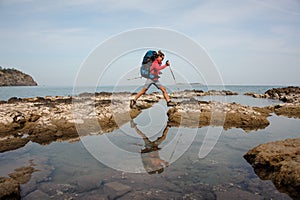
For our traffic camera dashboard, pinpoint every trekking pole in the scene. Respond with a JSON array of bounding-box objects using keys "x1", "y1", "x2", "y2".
[
  {"x1": 127, "y1": 76, "x2": 142, "y2": 81},
  {"x1": 169, "y1": 66, "x2": 179, "y2": 91}
]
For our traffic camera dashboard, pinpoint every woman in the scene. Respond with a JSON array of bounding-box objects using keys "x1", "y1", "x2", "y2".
[{"x1": 130, "y1": 50, "x2": 176, "y2": 108}]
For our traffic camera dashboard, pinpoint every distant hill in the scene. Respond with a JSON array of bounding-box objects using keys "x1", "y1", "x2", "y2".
[{"x1": 0, "y1": 67, "x2": 37, "y2": 86}]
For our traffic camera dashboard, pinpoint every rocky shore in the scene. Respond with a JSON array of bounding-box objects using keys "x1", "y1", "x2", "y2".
[
  {"x1": 0, "y1": 86, "x2": 300, "y2": 199},
  {"x1": 1, "y1": 87, "x2": 299, "y2": 151},
  {"x1": 0, "y1": 92, "x2": 159, "y2": 153}
]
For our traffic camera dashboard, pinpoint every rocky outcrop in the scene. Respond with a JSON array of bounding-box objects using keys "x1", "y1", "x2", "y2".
[
  {"x1": 0, "y1": 67, "x2": 37, "y2": 86},
  {"x1": 0, "y1": 162, "x2": 36, "y2": 200},
  {"x1": 265, "y1": 86, "x2": 300, "y2": 103},
  {"x1": 245, "y1": 86, "x2": 300, "y2": 104},
  {"x1": 244, "y1": 138, "x2": 300, "y2": 199},
  {"x1": 167, "y1": 100, "x2": 270, "y2": 131},
  {"x1": 245, "y1": 86, "x2": 300, "y2": 118},
  {"x1": 0, "y1": 92, "x2": 160, "y2": 152}
]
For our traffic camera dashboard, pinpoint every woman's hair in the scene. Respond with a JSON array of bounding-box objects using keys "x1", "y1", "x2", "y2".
[{"x1": 157, "y1": 50, "x2": 164, "y2": 57}]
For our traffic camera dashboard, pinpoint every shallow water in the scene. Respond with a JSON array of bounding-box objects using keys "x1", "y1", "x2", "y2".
[{"x1": 0, "y1": 98, "x2": 299, "y2": 199}]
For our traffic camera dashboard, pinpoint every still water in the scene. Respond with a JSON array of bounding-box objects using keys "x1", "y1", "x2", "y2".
[{"x1": 0, "y1": 85, "x2": 299, "y2": 199}]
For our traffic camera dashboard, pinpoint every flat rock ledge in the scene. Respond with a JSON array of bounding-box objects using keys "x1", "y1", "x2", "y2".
[
  {"x1": 244, "y1": 138, "x2": 300, "y2": 199},
  {"x1": 170, "y1": 89, "x2": 238, "y2": 99},
  {"x1": 167, "y1": 100, "x2": 270, "y2": 131},
  {"x1": 0, "y1": 92, "x2": 160, "y2": 153}
]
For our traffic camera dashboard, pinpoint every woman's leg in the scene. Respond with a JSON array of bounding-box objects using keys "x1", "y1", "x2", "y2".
[
  {"x1": 134, "y1": 87, "x2": 147, "y2": 101},
  {"x1": 159, "y1": 86, "x2": 170, "y2": 102}
]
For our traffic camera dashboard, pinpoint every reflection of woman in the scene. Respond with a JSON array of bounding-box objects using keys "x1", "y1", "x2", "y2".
[{"x1": 131, "y1": 120, "x2": 169, "y2": 174}]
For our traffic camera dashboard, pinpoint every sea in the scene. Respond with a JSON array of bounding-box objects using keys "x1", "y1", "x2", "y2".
[
  {"x1": 0, "y1": 85, "x2": 285, "y2": 101},
  {"x1": 0, "y1": 85, "x2": 299, "y2": 199}
]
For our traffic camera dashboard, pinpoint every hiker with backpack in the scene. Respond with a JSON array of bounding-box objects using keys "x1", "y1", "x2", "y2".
[{"x1": 130, "y1": 50, "x2": 176, "y2": 108}]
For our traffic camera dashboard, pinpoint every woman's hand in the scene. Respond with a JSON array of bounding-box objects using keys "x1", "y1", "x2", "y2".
[{"x1": 166, "y1": 60, "x2": 170, "y2": 66}]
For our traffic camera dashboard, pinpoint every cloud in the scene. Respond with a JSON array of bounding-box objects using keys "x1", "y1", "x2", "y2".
[
  {"x1": 0, "y1": 0, "x2": 299, "y2": 85},
  {"x1": 254, "y1": 0, "x2": 300, "y2": 16}
]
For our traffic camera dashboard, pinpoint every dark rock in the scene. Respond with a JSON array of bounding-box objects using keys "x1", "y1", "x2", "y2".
[
  {"x1": 104, "y1": 182, "x2": 131, "y2": 199},
  {"x1": 244, "y1": 138, "x2": 300, "y2": 199},
  {"x1": 23, "y1": 190, "x2": 51, "y2": 200},
  {"x1": 0, "y1": 163, "x2": 36, "y2": 200},
  {"x1": 0, "y1": 137, "x2": 29, "y2": 153},
  {"x1": 8, "y1": 97, "x2": 22, "y2": 103},
  {"x1": 214, "y1": 188, "x2": 263, "y2": 200},
  {"x1": 72, "y1": 175, "x2": 102, "y2": 193},
  {"x1": 0, "y1": 177, "x2": 20, "y2": 200}
]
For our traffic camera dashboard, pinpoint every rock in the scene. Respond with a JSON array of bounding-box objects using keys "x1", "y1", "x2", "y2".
[
  {"x1": 0, "y1": 67, "x2": 37, "y2": 86},
  {"x1": 170, "y1": 89, "x2": 238, "y2": 99},
  {"x1": 0, "y1": 177, "x2": 20, "y2": 200},
  {"x1": 273, "y1": 103, "x2": 300, "y2": 118},
  {"x1": 0, "y1": 92, "x2": 159, "y2": 152},
  {"x1": 72, "y1": 175, "x2": 102, "y2": 193},
  {"x1": 167, "y1": 100, "x2": 270, "y2": 131},
  {"x1": 104, "y1": 182, "x2": 131, "y2": 199},
  {"x1": 244, "y1": 87, "x2": 300, "y2": 118},
  {"x1": 0, "y1": 162, "x2": 36, "y2": 200},
  {"x1": 23, "y1": 190, "x2": 51, "y2": 200},
  {"x1": 8, "y1": 166, "x2": 36, "y2": 184},
  {"x1": 246, "y1": 86, "x2": 300, "y2": 104},
  {"x1": 0, "y1": 137, "x2": 29, "y2": 153},
  {"x1": 215, "y1": 188, "x2": 263, "y2": 200},
  {"x1": 244, "y1": 138, "x2": 300, "y2": 199}
]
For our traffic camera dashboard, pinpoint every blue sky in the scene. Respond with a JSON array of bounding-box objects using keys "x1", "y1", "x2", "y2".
[{"x1": 0, "y1": 0, "x2": 299, "y2": 86}]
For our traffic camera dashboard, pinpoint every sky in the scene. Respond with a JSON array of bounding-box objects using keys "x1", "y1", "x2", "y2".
[{"x1": 0, "y1": 0, "x2": 299, "y2": 86}]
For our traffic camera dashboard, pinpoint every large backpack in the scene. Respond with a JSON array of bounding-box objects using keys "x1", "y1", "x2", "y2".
[{"x1": 140, "y1": 50, "x2": 157, "y2": 79}]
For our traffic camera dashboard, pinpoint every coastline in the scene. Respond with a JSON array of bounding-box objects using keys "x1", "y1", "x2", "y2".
[{"x1": 0, "y1": 86, "x2": 299, "y2": 199}]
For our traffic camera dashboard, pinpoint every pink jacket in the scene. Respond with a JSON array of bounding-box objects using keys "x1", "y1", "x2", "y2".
[{"x1": 150, "y1": 59, "x2": 168, "y2": 81}]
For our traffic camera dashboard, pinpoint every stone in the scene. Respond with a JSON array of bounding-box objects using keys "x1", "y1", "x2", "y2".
[
  {"x1": 244, "y1": 138, "x2": 300, "y2": 199},
  {"x1": 72, "y1": 175, "x2": 102, "y2": 193},
  {"x1": 215, "y1": 188, "x2": 263, "y2": 200},
  {"x1": 104, "y1": 182, "x2": 131, "y2": 199},
  {"x1": 0, "y1": 163, "x2": 36, "y2": 200},
  {"x1": 23, "y1": 190, "x2": 51, "y2": 200},
  {"x1": 0, "y1": 177, "x2": 20, "y2": 200},
  {"x1": 167, "y1": 101, "x2": 270, "y2": 131}
]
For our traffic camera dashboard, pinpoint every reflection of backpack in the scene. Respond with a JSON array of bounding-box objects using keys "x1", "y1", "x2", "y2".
[{"x1": 140, "y1": 50, "x2": 157, "y2": 79}]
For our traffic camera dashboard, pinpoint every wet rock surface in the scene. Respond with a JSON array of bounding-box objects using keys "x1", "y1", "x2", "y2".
[
  {"x1": 244, "y1": 138, "x2": 300, "y2": 199},
  {"x1": 170, "y1": 89, "x2": 238, "y2": 99},
  {"x1": 0, "y1": 92, "x2": 159, "y2": 152},
  {"x1": 167, "y1": 100, "x2": 270, "y2": 131}
]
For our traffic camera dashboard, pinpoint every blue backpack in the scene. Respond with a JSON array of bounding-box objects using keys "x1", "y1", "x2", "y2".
[{"x1": 140, "y1": 50, "x2": 157, "y2": 79}]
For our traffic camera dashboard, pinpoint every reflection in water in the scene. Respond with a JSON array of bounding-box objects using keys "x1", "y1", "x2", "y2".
[{"x1": 130, "y1": 120, "x2": 169, "y2": 174}]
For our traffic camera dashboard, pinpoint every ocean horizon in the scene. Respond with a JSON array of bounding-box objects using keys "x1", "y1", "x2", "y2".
[{"x1": 0, "y1": 84, "x2": 292, "y2": 101}]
